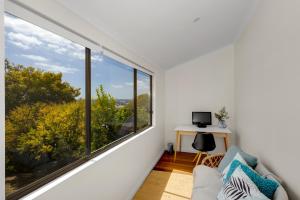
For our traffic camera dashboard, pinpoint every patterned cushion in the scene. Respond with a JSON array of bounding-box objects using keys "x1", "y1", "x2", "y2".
[
  {"x1": 218, "y1": 167, "x2": 270, "y2": 200},
  {"x1": 255, "y1": 162, "x2": 283, "y2": 184},
  {"x1": 225, "y1": 160, "x2": 279, "y2": 199},
  {"x1": 221, "y1": 153, "x2": 247, "y2": 181},
  {"x1": 218, "y1": 146, "x2": 258, "y2": 172},
  {"x1": 255, "y1": 162, "x2": 288, "y2": 200}
]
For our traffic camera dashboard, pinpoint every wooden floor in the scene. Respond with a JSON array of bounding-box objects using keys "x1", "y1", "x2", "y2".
[
  {"x1": 133, "y1": 170, "x2": 193, "y2": 200},
  {"x1": 133, "y1": 152, "x2": 203, "y2": 200},
  {"x1": 153, "y1": 151, "x2": 207, "y2": 174}
]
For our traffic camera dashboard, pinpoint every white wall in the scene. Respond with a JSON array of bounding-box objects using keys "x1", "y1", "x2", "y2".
[
  {"x1": 0, "y1": 1, "x2": 5, "y2": 200},
  {"x1": 3, "y1": 1, "x2": 165, "y2": 200},
  {"x1": 235, "y1": 0, "x2": 300, "y2": 199},
  {"x1": 22, "y1": 127, "x2": 165, "y2": 200},
  {"x1": 165, "y1": 46, "x2": 235, "y2": 153}
]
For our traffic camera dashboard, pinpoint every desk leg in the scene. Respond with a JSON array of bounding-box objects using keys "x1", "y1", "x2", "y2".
[
  {"x1": 174, "y1": 131, "x2": 180, "y2": 162},
  {"x1": 224, "y1": 134, "x2": 230, "y2": 151},
  {"x1": 178, "y1": 132, "x2": 181, "y2": 152}
]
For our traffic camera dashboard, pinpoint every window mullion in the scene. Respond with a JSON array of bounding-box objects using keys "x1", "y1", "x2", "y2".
[
  {"x1": 85, "y1": 48, "x2": 91, "y2": 155},
  {"x1": 150, "y1": 75, "x2": 153, "y2": 126},
  {"x1": 133, "y1": 69, "x2": 137, "y2": 133}
]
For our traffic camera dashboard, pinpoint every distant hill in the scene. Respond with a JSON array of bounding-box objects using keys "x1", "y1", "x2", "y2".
[{"x1": 116, "y1": 99, "x2": 131, "y2": 106}]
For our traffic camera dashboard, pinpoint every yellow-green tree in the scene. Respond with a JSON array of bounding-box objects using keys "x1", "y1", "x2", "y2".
[
  {"x1": 6, "y1": 102, "x2": 85, "y2": 172},
  {"x1": 91, "y1": 85, "x2": 132, "y2": 150},
  {"x1": 137, "y1": 94, "x2": 150, "y2": 129},
  {"x1": 5, "y1": 60, "x2": 84, "y2": 173},
  {"x1": 5, "y1": 59, "x2": 80, "y2": 114}
]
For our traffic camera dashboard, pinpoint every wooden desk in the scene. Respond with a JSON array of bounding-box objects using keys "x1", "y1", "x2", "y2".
[{"x1": 174, "y1": 125, "x2": 231, "y2": 161}]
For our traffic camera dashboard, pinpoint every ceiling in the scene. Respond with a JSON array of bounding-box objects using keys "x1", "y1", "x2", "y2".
[{"x1": 54, "y1": 0, "x2": 256, "y2": 69}]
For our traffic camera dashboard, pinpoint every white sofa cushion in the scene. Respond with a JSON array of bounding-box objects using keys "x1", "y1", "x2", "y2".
[
  {"x1": 192, "y1": 165, "x2": 222, "y2": 200},
  {"x1": 273, "y1": 186, "x2": 289, "y2": 200},
  {"x1": 192, "y1": 162, "x2": 288, "y2": 200},
  {"x1": 193, "y1": 165, "x2": 221, "y2": 188},
  {"x1": 192, "y1": 186, "x2": 222, "y2": 200}
]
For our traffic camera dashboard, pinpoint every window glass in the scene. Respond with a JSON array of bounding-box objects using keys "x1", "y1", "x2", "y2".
[
  {"x1": 5, "y1": 13, "x2": 85, "y2": 196},
  {"x1": 137, "y1": 70, "x2": 151, "y2": 130},
  {"x1": 91, "y1": 52, "x2": 134, "y2": 151},
  {"x1": 4, "y1": 11, "x2": 153, "y2": 199}
]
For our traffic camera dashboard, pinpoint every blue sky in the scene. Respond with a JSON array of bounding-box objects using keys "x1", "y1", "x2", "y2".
[{"x1": 4, "y1": 13, "x2": 150, "y2": 100}]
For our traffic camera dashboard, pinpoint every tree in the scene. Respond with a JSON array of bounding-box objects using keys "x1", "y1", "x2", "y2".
[
  {"x1": 6, "y1": 102, "x2": 85, "y2": 172},
  {"x1": 137, "y1": 93, "x2": 150, "y2": 129},
  {"x1": 17, "y1": 102, "x2": 85, "y2": 160},
  {"x1": 5, "y1": 59, "x2": 81, "y2": 114},
  {"x1": 5, "y1": 103, "x2": 43, "y2": 172},
  {"x1": 91, "y1": 85, "x2": 118, "y2": 150},
  {"x1": 91, "y1": 85, "x2": 133, "y2": 150}
]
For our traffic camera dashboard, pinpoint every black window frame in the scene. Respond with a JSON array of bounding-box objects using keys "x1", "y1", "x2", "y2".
[{"x1": 6, "y1": 42, "x2": 153, "y2": 200}]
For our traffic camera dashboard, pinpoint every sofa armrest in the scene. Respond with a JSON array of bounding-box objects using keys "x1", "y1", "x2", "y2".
[{"x1": 201, "y1": 153, "x2": 225, "y2": 168}]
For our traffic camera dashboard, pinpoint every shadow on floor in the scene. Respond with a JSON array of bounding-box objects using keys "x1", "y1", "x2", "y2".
[{"x1": 133, "y1": 170, "x2": 193, "y2": 200}]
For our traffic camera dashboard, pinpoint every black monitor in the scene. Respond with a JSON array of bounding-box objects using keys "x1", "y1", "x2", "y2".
[{"x1": 192, "y1": 112, "x2": 212, "y2": 128}]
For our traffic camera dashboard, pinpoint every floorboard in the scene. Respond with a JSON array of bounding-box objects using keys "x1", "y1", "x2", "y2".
[
  {"x1": 153, "y1": 151, "x2": 206, "y2": 174},
  {"x1": 133, "y1": 151, "x2": 206, "y2": 200},
  {"x1": 133, "y1": 170, "x2": 193, "y2": 200}
]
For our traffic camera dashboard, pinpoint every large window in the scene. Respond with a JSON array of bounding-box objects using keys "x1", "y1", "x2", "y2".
[{"x1": 4, "y1": 13, "x2": 152, "y2": 199}]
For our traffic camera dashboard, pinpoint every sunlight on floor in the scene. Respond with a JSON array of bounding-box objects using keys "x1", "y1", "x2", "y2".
[{"x1": 133, "y1": 170, "x2": 193, "y2": 200}]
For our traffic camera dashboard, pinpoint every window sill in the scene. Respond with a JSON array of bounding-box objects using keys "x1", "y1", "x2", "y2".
[{"x1": 20, "y1": 126, "x2": 154, "y2": 200}]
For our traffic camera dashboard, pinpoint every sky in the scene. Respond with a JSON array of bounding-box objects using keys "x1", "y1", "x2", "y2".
[{"x1": 4, "y1": 13, "x2": 150, "y2": 100}]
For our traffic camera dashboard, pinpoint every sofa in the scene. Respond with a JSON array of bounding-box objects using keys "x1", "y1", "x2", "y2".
[{"x1": 192, "y1": 153, "x2": 289, "y2": 200}]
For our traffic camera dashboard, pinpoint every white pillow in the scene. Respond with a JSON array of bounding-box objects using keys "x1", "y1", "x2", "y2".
[
  {"x1": 218, "y1": 166, "x2": 270, "y2": 200},
  {"x1": 221, "y1": 152, "x2": 247, "y2": 181}
]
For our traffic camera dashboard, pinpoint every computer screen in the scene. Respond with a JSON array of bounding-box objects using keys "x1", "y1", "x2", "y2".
[{"x1": 192, "y1": 112, "x2": 212, "y2": 125}]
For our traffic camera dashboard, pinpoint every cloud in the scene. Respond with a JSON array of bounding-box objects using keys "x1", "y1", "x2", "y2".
[
  {"x1": 91, "y1": 54, "x2": 104, "y2": 62},
  {"x1": 5, "y1": 13, "x2": 85, "y2": 59},
  {"x1": 125, "y1": 82, "x2": 133, "y2": 86},
  {"x1": 136, "y1": 79, "x2": 150, "y2": 95},
  {"x1": 71, "y1": 52, "x2": 85, "y2": 60},
  {"x1": 124, "y1": 81, "x2": 149, "y2": 90},
  {"x1": 112, "y1": 84, "x2": 124, "y2": 89},
  {"x1": 7, "y1": 32, "x2": 42, "y2": 49},
  {"x1": 47, "y1": 44, "x2": 59, "y2": 49},
  {"x1": 35, "y1": 62, "x2": 79, "y2": 74},
  {"x1": 47, "y1": 44, "x2": 67, "y2": 54},
  {"x1": 9, "y1": 41, "x2": 30, "y2": 50},
  {"x1": 21, "y1": 54, "x2": 48, "y2": 62},
  {"x1": 137, "y1": 79, "x2": 149, "y2": 89}
]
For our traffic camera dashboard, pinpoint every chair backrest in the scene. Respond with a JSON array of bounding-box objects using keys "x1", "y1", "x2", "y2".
[{"x1": 192, "y1": 132, "x2": 216, "y2": 152}]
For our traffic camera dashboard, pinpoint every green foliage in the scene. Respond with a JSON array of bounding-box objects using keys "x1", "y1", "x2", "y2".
[
  {"x1": 5, "y1": 103, "x2": 42, "y2": 172},
  {"x1": 5, "y1": 59, "x2": 80, "y2": 114},
  {"x1": 17, "y1": 102, "x2": 85, "y2": 160},
  {"x1": 214, "y1": 106, "x2": 229, "y2": 121},
  {"x1": 137, "y1": 93, "x2": 150, "y2": 129},
  {"x1": 6, "y1": 102, "x2": 85, "y2": 172},
  {"x1": 5, "y1": 59, "x2": 150, "y2": 178},
  {"x1": 91, "y1": 85, "x2": 132, "y2": 150}
]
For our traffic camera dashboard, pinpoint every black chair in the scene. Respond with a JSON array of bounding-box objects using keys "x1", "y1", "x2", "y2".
[{"x1": 192, "y1": 132, "x2": 216, "y2": 166}]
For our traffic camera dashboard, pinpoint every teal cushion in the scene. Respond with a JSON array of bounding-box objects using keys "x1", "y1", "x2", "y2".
[
  {"x1": 225, "y1": 160, "x2": 279, "y2": 199},
  {"x1": 218, "y1": 145, "x2": 258, "y2": 172}
]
